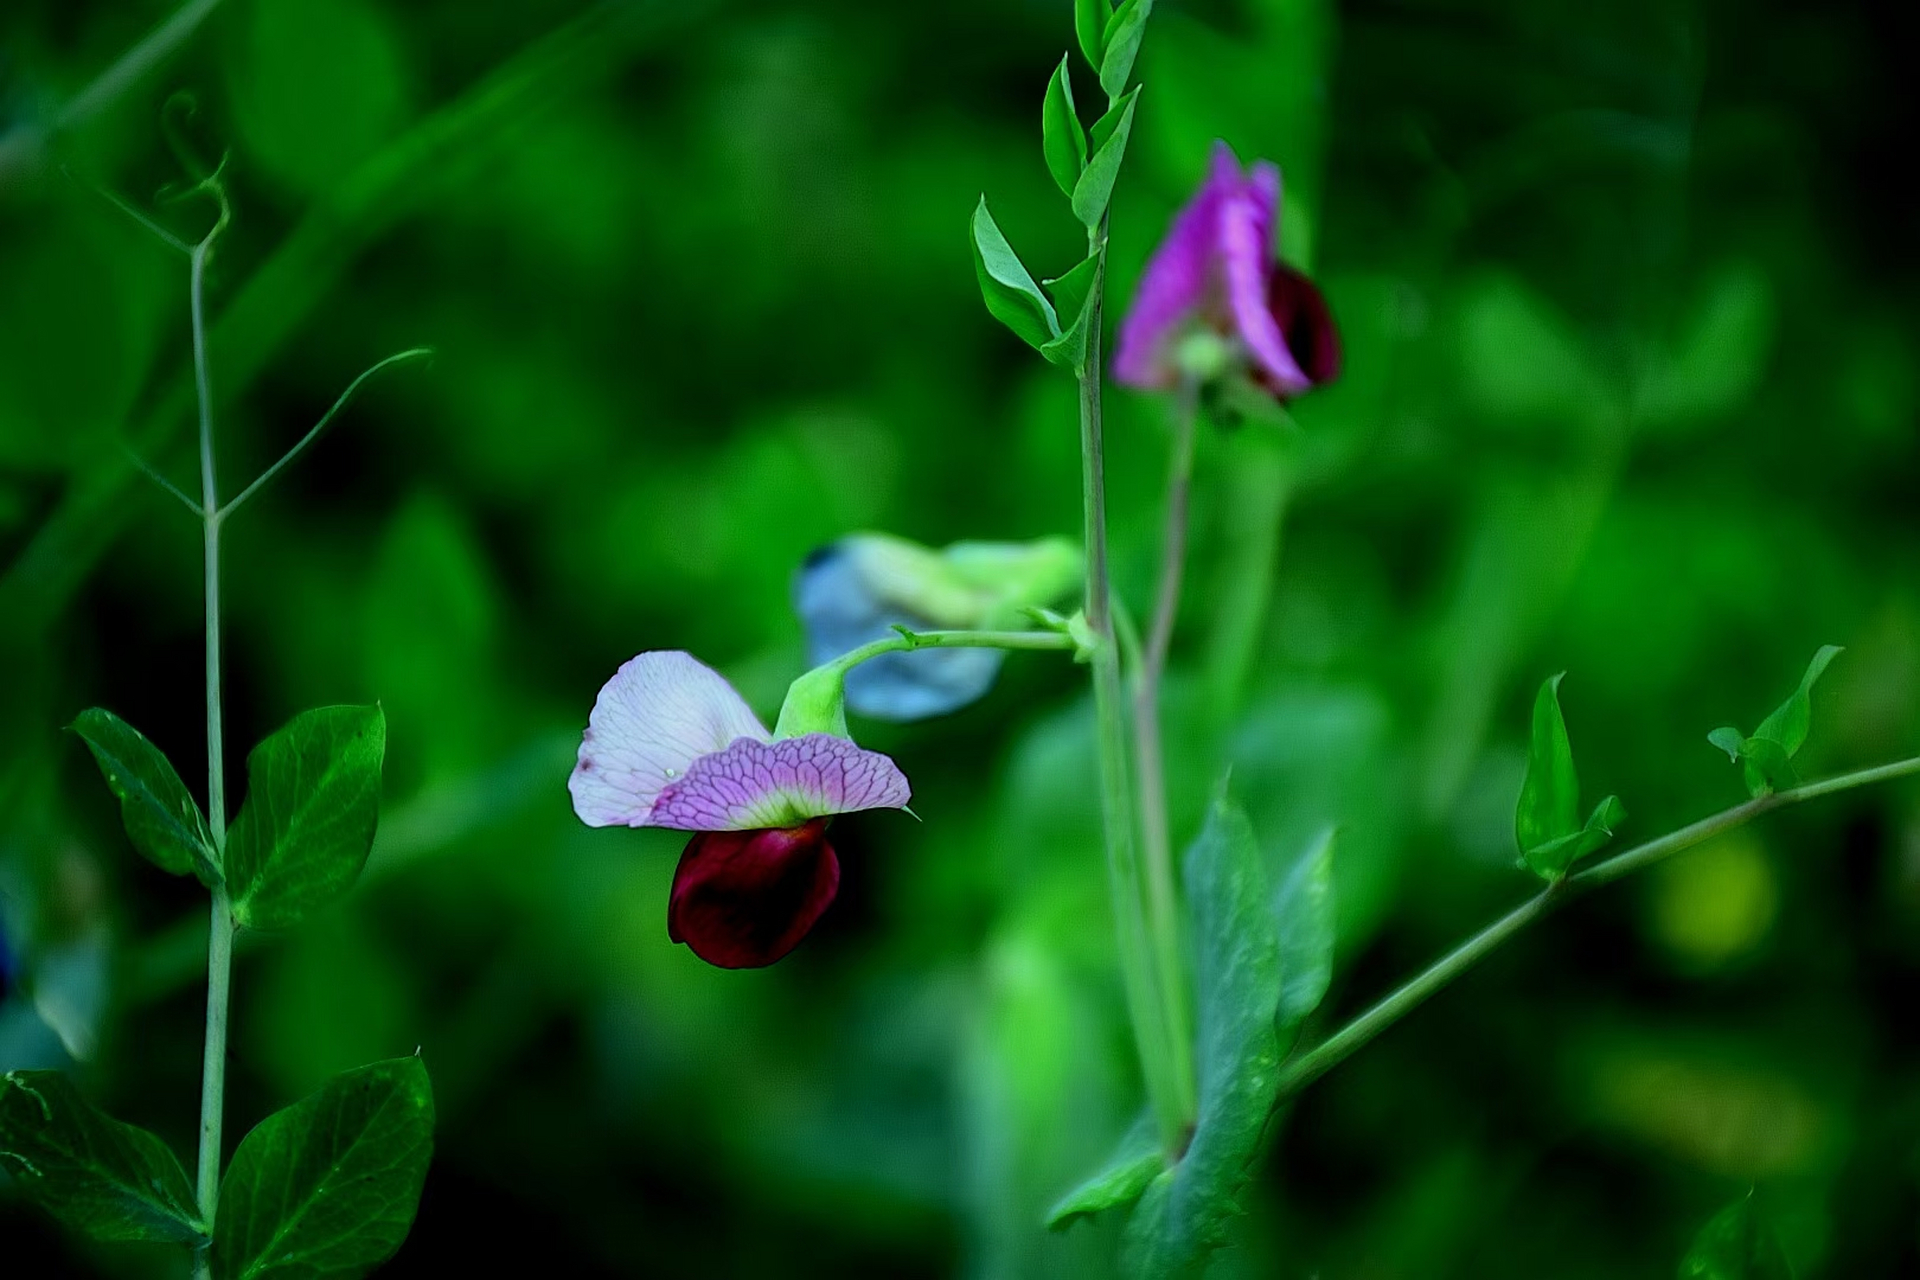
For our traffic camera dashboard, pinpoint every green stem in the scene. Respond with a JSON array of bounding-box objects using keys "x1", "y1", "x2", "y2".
[
  {"x1": 1077, "y1": 215, "x2": 1185, "y2": 1156},
  {"x1": 1131, "y1": 378, "x2": 1200, "y2": 1127},
  {"x1": 830, "y1": 627, "x2": 1078, "y2": 671},
  {"x1": 1271, "y1": 755, "x2": 1920, "y2": 1104},
  {"x1": 190, "y1": 219, "x2": 232, "y2": 1280}
]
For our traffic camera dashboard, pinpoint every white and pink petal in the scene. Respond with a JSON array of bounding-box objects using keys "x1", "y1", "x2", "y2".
[{"x1": 646, "y1": 733, "x2": 912, "y2": 832}]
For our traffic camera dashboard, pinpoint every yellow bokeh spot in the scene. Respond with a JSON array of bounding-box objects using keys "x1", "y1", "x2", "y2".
[{"x1": 1647, "y1": 831, "x2": 1778, "y2": 967}]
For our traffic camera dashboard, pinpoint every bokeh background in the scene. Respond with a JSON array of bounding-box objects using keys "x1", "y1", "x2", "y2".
[{"x1": 4, "y1": 0, "x2": 1919, "y2": 1274}]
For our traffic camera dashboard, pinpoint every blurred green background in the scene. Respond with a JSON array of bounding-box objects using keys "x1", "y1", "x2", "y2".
[{"x1": 4, "y1": 0, "x2": 1918, "y2": 1275}]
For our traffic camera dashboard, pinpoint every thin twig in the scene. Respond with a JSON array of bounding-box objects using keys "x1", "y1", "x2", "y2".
[{"x1": 125, "y1": 446, "x2": 204, "y2": 515}]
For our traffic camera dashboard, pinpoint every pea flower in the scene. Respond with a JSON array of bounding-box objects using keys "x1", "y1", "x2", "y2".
[
  {"x1": 795, "y1": 533, "x2": 1080, "y2": 721},
  {"x1": 1112, "y1": 141, "x2": 1340, "y2": 399},
  {"x1": 569, "y1": 650, "x2": 910, "y2": 968}
]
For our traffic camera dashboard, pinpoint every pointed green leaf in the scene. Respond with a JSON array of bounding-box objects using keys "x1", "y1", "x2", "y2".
[
  {"x1": 1074, "y1": 0, "x2": 1110, "y2": 71},
  {"x1": 1677, "y1": 1192, "x2": 1795, "y2": 1280},
  {"x1": 970, "y1": 196, "x2": 1059, "y2": 352},
  {"x1": 1516, "y1": 673, "x2": 1580, "y2": 856},
  {"x1": 1039, "y1": 252, "x2": 1102, "y2": 369},
  {"x1": 1275, "y1": 826, "x2": 1336, "y2": 1049},
  {"x1": 212, "y1": 1057, "x2": 434, "y2": 1280},
  {"x1": 1123, "y1": 793, "x2": 1282, "y2": 1277},
  {"x1": 0, "y1": 1070, "x2": 205, "y2": 1244},
  {"x1": 69, "y1": 708, "x2": 218, "y2": 885},
  {"x1": 1751, "y1": 644, "x2": 1843, "y2": 756},
  {"x1": 1071, "y1": 87, "x2": 1141, "y2": 228},
  {"x1": 1099, "y1": 0, "x2": 1154, "y2": 100},
  {"x1": 1046, "y1": 1111, "x2": 1161, "y2": 1230},
  {"x1": 1525, "y1": 794, "x2": 1627, "y2": 879},
  {"x1": 225, "y1": 705, "x2": 386, "y2": 931},
  {"x1": 1042, "y1": 55, "x2": 1088, "y2": 200}
]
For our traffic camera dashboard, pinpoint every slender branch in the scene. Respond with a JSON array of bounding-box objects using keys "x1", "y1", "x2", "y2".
[
  {"x1": 75, "y1": 177, "x2": 194, "y2": 256},
  {"x1": 218, "y1": 348, "x2": 433, "y2": 521},
  {"x1": 1271, "y1": 754, "x2": 1920, "y2": 1105},
  {"x1": 831, "y1": 626, "x2": 1077, "y2": 671},
  {"x1": 125, "y1": 446, "x2": 204, "y2": 516},
  {"x1": 1130, "y1": 374, "x2": 1201, "y2": 1133},
  {"x1": 189, "y1": 196, "x2": 232, "y2": 1280}
]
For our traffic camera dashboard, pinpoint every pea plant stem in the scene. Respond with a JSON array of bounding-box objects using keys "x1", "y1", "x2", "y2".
[
  {"x1": 191, "y1": 214, "x2": 233, "y2": 1278},
  {"x1": 1131, "y1": 376, "x2": 1201, "y2": 1129},
  {"x1": 1076, "y1": 208, "x2": 1194, "y2": 1156},
  {"x1": 1271, "y1": 755, "x2": 1920, "y2": 1105}
]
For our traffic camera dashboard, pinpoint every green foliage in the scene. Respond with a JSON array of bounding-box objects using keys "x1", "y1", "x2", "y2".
[
  {"x1": 1041, "y1": 253, "x2": 1102, "y2": 369},
  {"x1": 1275, "y1": 826, "x2": 1336, "y2": 1051},
  {"x1": 1123, "y1": 795, "x2": 1282, "y2": 1277},
  {"x1": 1075, "y1": 0, "x2": 1111, "y2": 71},
  {"x1": 1677, "y1": 1193, "x2": 1795, "y2": 1279},
  {"x1": 1046, "y1": 1111, "x2": 1161, "y2": 1230},
  {"x1": 225, "y1": 706, "x2": 387, "y2": 931},
  {"x1": 970, "y1": 197, "x2": 1059, "y2": 353},
  {"x1": 0, "y1": 1071, "x2": 205, "y2": 1245},
  {"x1": 1042, "y1": 56, "x2": 1088, "y2": 200},
  {"x1": 212, "y1": 1057, "x2": 434, "y2": 1280},
  {"x1": 1708, "y1": 646, "x2": 1844, "y2": 797},
  {"x1": 1099, "y1": 0, "x2": 1156, "y2": 100},
  {"x1": 1515, "y1": 674, "x2": 1624, "y2": 879},
  {"x1": 1072, "y1": 88, "x2": 1142, "y2": 229},
  {"x1": 68, "y1": 708, "x2": 218, "y2": 885}
]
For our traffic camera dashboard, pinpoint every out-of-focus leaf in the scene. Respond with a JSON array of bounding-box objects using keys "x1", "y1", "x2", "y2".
[
  {"x1": 1275, "y1": 826, "x2": 1336, "y2": 1049},
  {"x1": 1042, "y1": 55, "x2": 1088, "y2": 200},
  {"x1": 1751, "y1": 645, "x2": 1843, "y2": 758},
  {"x1": 1123, "y1": 794, "x2": 1281, "y2": 1278},
  {"x1": 1099, "y1": 0, "x2": 1155, "y2": 100},
  {"x1": 1072, "y1": 87, "x2": 1141, "y2": 228},
  {"x1": 1046, "y1": 1111, "x2": 1161, "y2": 1229},
  {"x1": 971, "y1": 197, "x2": 1059, "y2": 352},
  {"x1": 1708, "y1": 727, "x2": 1746, "y2": 762},
  {"x1": 212, "y1": 1057, "x2": 433, "y2": 1280},
  {"x1": 0, "y1": 1070, "x2": 205, "y2": 1244},
  {"x1": 69, "y1": 708, "x2": 218, "y2": 885},
  {"x1": 225, "y1": 706, "x2": 386, "y2": 930},
  {"x1": 1677, "y1": 1193, "x2": 1795, "y2": 1279}
]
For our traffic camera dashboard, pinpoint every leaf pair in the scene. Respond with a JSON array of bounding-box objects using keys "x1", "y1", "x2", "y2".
[
  {"x1": 71, "y1": 705, "x2": 386, "y2": 929},
  {"x1": 0, "y1": 1059, "x2": 433, "y2": 1278},
  {"x1": 1515, "y1": 674, "x2": 1626, "y2": 880},
  {"x1": 1048, "y1": 803, "x2": 1338, "y2": 1279},
  {"x1": 1043, "y1": 59, "x2": 1143, "y2": 228},
  {"x1": 1074, "y1": 0, "x2": 1155, "y2": 99},
  {"x1": 1708, "y1": 645, "x2": 1843, "y2": 798}
]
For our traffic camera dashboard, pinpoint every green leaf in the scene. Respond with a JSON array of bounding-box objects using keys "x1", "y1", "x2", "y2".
[
  {"x1": 1074, "y1": 0, "x2": 1110, "y2": 71},
  {"x1": 1708, "y1": 726, "x2": 1746, "y2": 762},
  {"x1": 212, "y1": 1057, "x2": 434, "y2": 1280},
  {"x1": 1677, "y1": 1192, "x2": 1795, "y2": 1280},
  {"x1": 1039, "y1": 252, "x2": 1102, "y2": 369},
  {"x1": 1275, "y1": 826, "x2": 1336, "y2": 1050},
  {"x1": 1737, "y1": 736, "x2": 1797, "y2": 799},
  {"x1": 1071, "y1": 87, "x2": 1141, "y2": 228},
  {"x1": 1042, "y1": 55, "x2": 1088, "y2": 200},
  {"x1": 1525, "y1": 793, "x2": 1627, "y2": 879},
  {"x1": 1099, "y1": 0, "x2": 1154, "y2": 100},
  {"x1": 0, "y1": 1070, "x2": 205, "y2": 1244},
  {"x1": 1515, "y1": 673, "x2": 1580, "y2": 856},
  {"x1": 1123, "y1": 793, "x2": 1282, "y2": 1278},
  {"x1": 225, "y1": 705, "x2": 386, "y2": 931},
  {"x1": 1046, "y1": 1111, "x2": 1161, "y2": 1230},
  {"x1": 69, "y1": 708, "x2": 218, "y2": 885},
  {"x1": 1751, "y1": 644, "x2": 1843, "y2": 757},
  {"x1": 970, "y1": 196, "x2": 1059, "y2": 352}
]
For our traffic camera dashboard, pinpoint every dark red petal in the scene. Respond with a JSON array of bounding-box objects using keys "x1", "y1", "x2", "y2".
[
  {"x1": 667, "y1": 820, "x2": 839, "y2": 969},
  {"x1": 1264, "y1": 263, "x2": 1342, "y2": 390}
]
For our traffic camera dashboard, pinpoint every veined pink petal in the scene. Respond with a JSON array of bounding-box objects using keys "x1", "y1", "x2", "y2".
[
  {"x1": 1112, "y1": 143, "x2": 1243, "y2": 388},
  {"x1": 1220, "y1": 180, "x2": 1311, "y2": 397},
  {"x1": 569, "y1": 651, "x2": 771, "y2": 828},
  {"x1": 647, "y1": 733, "x2": 912, "y2": 831}
]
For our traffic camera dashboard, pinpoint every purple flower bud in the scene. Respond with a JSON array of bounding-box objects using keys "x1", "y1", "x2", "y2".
[{"x1": 1113, "y1": 141, "x2": 1340, "y2": 400}]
